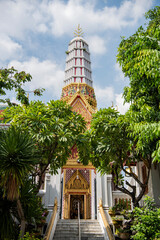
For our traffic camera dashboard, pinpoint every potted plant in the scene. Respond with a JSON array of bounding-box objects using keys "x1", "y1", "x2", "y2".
[
  {"x1": 117, "y1": 228, "x2": 130, "y2": 240},
  {"x1": 108, "y1": 206, "x2": 116, "y2": 217},
  {"x1": 112, "y1": 216, "x2": 123, "y2": 226}
]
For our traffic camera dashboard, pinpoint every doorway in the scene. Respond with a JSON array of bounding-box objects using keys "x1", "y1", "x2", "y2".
[{"x1": 70, "y1": 195, "x2": 84, "y2": 219}]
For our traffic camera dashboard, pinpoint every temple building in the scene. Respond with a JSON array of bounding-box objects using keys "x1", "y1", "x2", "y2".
[
  {"x1": 42, "y1": 27, "x2": 130, "y2": 223},
  {"x1": 37, "y1": 27, "x2": 160, "y2": 239}
]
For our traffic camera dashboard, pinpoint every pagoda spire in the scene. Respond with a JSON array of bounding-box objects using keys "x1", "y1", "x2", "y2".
[
  {"x1": 61, "y1": 30, "x2": 97, "y2": 110},
  {"x1": 74, "y1": 24, "x2": 84, "y2": 37}
]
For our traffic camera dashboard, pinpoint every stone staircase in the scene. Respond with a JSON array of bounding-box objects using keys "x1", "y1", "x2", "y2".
[{"x1": 53, "y1": 219, "x2": 104, "y2": 240}]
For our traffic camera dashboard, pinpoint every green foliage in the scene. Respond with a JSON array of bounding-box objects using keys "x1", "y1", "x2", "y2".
[
  {"x1": 91, "y1": 108, "x2": 130, "y2": 163},
  {"x1": 113, "y1": 200, "x2": 131, "y2": 211},
  {"x1": 78, "y1": 107, "x2": 130, "y2": 174},
  {"x1": 117, "y1": 6, "x2": 160, "y2": 163},
  {"x1": 2, "y1": 100, "x2": 86, "y2": 187},
  {"x1": 130, "y1": 121, "x2": 160, "y2": 162},
  {"x1": 0, "y1": 67, "x2": 44, "y2": 105},
  {"x1": 77, "y1": 106, "x2": 150, "y2": 207},
  {"x1": 131, "y1": 196, "x2": 160, "y2": 240},
  {"x1": 19, "y1": 232, "x2": 42, "y2": 240},
  {"x1": 20, "y1": 179, "x2": 45, "y2": 225},
  {"x1": 117, "y1": 6, "x2": 160, "y2": 109},
  {"x1": 0, "y1": 126, "x2": 39, "y2": 200}
]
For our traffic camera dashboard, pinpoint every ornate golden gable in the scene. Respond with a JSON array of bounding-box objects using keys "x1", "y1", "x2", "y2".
[{"x1": 65, "y1": 170, "x2": 89, "y2": 192}]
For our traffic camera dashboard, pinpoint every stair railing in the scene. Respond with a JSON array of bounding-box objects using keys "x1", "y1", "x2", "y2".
[
  {"x1": 44, "y1": 197, "x2": 58, "y2": 240},
  {"x1": 78, "y1": 202, "x2": 81, "y2": 240},
  {"x1": 99, "y1": 199, "x2": 115, "y2": 240}
]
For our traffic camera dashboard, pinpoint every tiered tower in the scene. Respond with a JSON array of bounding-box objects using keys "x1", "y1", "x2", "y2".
[{"x1": 61, "y1": 25, "x2": 97, "y2": 116}]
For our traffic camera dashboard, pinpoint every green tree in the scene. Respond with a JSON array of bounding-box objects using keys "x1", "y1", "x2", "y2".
[
  {"x1": 117, "y1": 6, "x2": 160, "y2": 162},
  {"x1": 77, "y1": 108, "x2": 151, "y2": 207},
  {"x1": 0, "y1": 126, "x2": 39, "y2": 238},
  {"x1": 0, "y1": 67, "x2": 44, "y2": 105},
  {"x1": 2, "y1": 100, "x2": 86, "y2": 189}
]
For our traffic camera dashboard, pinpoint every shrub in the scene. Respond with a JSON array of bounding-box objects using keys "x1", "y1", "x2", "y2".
[
  {"x1": 131, "y1": 196, "x2": 160, "y2": 240},
  {"x1": 19, "y1": 232, "x2": 42, "y2": 240}
]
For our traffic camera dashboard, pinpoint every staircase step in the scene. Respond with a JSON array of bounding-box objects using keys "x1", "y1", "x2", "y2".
[{"x1": 53, "y1": 219, "x2": 104, "y2": 240}]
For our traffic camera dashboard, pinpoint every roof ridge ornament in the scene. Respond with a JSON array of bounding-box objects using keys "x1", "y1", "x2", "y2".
[{"x1": 74, "y1": 24, "x2": 84, "y2": 37}]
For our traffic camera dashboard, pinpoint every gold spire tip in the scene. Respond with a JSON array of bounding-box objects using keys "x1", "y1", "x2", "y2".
[{"x1": 74, "y1": 24, "x2": 84, "y2": 37}]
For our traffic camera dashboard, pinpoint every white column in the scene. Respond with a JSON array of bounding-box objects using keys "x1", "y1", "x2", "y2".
[
  {"x1": 102, "y1": 174, "x2": 109, "y2": 209},
  {"x1": 96, "y1": 171, "x2": 103, "y2": 221},
  {"x1": 96, "y1": 171, "x2": 102, "y2": 205},
  {"x1": 107, "y1": 174, "x2": 113, "y2": 207},
  {"x1": 91, "y1": 170, "x2": 95, "y2": 219}
]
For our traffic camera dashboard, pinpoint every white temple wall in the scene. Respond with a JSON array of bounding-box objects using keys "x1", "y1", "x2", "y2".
[
  {"x1": 91, "y1": 170, "x2": 96, "y2": 219},
  {"x1": 42, "y1": 169, "x2": 61, "y2": 208},
  {"x1": 148, "y1": 163, "x2": 160, "y2": 207}
]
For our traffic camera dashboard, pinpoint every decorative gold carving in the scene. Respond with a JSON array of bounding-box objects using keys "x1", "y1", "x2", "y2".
[
  {"x1": 72, "y1": 98, "x2": 92, "y2": 122},
  {"x1": 86, "y1": 194, "x2": 91, "y2": 219},
  {"x1": 63, "y1": 170, "x2": 91, "y2": 219},
  {"x1": 61, "y1": 83, "x2": 97, "y2": 111},
  {"x1": 65, "y1": 170, "x2": 89, "y2": 192},
  {"x1": 89, "y1": 170, "x2": 91, "y2": 194},
  {"x1": 64, "y1": 194, "x2": 69, "y2": 219},
  {"x1": 74, "y1": 24, "x2": 84, "y2": 37}
]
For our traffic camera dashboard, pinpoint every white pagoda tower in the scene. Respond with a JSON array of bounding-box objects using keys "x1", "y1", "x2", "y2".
[{"x1": 61, "y1": 25, "x2": 97, "y2": 113}]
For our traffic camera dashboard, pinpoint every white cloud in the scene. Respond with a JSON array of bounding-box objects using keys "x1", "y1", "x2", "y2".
[
  {"x1": 0, "y1": 0, "x2": 153, "y2": 40},
  {"x1": 0, "y1": 0, "x2": 49, "y2": 40},
  {"x1": 94, "y1": 85, "x2": 130, "y2": 114},
  {"x1": 115, "y1": 93, "x2": 130, "y2": 114},
  {"x1": 95, "y1": 85, "x2": 114, "y2": 108},
  {"x1": 48, "y1": 0, "x2": 153, "y2": 36},
  {"x1": 8, "y1": 57, "x2": 64, "y2": 99},
  {"x1": 0, "y1": 35, "x2": 22, "y2": 61},
  {"x1": 114, "y1": 63, "x2": 125, "y2": 82},
  {"x1": 0, "y1": 0, "x2": 153, "y2": 64},
  {"x1": 87, "y1": 35, "x2": 107, "y2": 55}
]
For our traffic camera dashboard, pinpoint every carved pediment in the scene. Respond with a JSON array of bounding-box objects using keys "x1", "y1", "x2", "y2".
[{"x1": 66, "y1": 170, "x2": 89, "y2": 190}]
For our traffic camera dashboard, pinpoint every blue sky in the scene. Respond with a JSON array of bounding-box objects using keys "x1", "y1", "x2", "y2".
[{"x1": 0, "y1": 0, "x2": 159, "y2": 113}]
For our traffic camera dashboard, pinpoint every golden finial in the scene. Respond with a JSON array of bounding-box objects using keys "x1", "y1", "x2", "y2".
[
  {"x1": 74, "y1": 24, "x2": 84, "y2": 37},
  {"x1": 77, "y1": 82, "x2": 80, "y2": 93}
]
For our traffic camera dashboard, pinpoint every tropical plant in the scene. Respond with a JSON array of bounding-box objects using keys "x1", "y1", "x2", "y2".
[
  {"x1": 0, "y1": 126, "x2": 39, "y2": 237},
  {"x1": 20, "y1": 178, "x2": 46, "y2": 229}
]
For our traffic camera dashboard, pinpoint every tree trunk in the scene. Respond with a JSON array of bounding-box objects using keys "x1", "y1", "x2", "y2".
[{"x1": 17, "y1": 199, "x2": 26, "y2": 238}]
